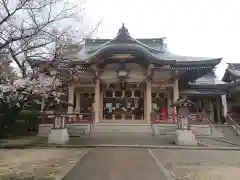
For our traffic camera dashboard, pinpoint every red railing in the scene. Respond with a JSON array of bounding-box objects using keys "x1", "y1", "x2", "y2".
[
  {"x1": 40, "y1": 113, "x2": 93, "y2": 124},
  {"x1": 150, "y1": 113, "x2": 177, "y2": 124}
]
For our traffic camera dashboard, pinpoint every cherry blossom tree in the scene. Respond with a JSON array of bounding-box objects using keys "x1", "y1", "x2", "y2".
[
  {"x1": 0, "y1": 0, "x2": 100, "y2": 136},
  {"x1": 0, "y1": 48, "x2": 79, "y2": 136}
]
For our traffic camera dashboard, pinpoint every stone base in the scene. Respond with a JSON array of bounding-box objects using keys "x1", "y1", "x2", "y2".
[
  {"x1": 174, "y1": 129, "x2": 197, "y2": 146},
  {"x1": 48, "y1": 128, "x2": 69, "y2": 144}
]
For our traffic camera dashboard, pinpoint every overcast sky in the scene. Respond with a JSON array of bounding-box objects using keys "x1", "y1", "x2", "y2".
[{"x1": 77, "y1": 0, "x2": 240, "y2": 79}]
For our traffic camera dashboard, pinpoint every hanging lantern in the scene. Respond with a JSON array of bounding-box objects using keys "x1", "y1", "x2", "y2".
[{"x1": 116, "y1": 66, "x2": 129, "y2": 81}]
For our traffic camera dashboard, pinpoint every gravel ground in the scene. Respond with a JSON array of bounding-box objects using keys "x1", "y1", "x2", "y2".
[
  {"x1": 167, "y1": 163, "x2": 240, "y2": 180},
  {"x1": 151, "y1": 149, "x2": 240, "y2": 180},
  {"x1": 0, "y1": 148, "x2": 88, "y2": 180}
]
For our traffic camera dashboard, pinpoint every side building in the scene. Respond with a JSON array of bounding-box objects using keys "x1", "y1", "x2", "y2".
[{"x1": 222, "y1": 63, "x2": 240, "y2": 124}]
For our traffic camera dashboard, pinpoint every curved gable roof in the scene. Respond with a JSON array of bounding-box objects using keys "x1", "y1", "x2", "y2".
[{"x1": 78, "y1": 23, "x2": 221, "y2": 66}]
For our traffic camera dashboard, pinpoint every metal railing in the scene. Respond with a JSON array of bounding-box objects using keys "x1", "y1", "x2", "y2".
[
  {"x1": 187, "y1": 113, "x2": 213, "y2": 135},
  {"x1": 226, "y1": 114, "x2": 240, "y2": 136},
  {"x1": 207, "y1": 116, "x2": 213, "y2": 136}
]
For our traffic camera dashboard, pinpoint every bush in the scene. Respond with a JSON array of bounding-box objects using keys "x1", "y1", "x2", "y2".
[{"x1": 13, "y1": 110, "x2": 41, "y2": 136}]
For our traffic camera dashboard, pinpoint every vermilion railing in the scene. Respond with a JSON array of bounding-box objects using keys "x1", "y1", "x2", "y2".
[{"x1": 150, "y1": 113, "x2": 177, "y2": 124}]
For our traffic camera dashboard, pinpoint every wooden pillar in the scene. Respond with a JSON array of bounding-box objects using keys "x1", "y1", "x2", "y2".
[
  {"x1": 99, "y1": 90, "x2": 103, "y2": 121},
  {"x1": 145, "y1": 81, "x2": 152, "y2": 123},
  {"x1": 94, "y1": 79, "x2": 100, "y2": 123},
  {"x1": 144, "y1": 88, "x2": 147, "y2": 121},
  {"x1": 67, "y1": 83, "x2": 74, "y2": 113},
  {"x1": 75, "y1": 91, "x2": 81, "y2": 112},
  {"x1": 167, "y1": 90, "x2": 173, "y2": 122},
  {"x1": 217, "y1": 98, "x2": 221, "y2": 123},
  {"x1": 173, "y1": 77, "x2": 179, "y2": 115},
  {"x1": 208, "y1": 100, "x2": 214, "y2": 122}
]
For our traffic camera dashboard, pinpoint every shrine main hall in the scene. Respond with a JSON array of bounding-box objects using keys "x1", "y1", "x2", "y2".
[{"x1": 37, "y1": 24, "x2": 228, "y2": 136}]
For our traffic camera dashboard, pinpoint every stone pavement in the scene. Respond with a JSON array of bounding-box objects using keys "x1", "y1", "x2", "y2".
[
  {"x1": 39, "y1": 135, "x2": 175, "y2": 146},
  {"x1": 62, "y1": 147, "x2": 240, "y2": 180},
  {"x1": 63, "y1": 147, "x2": 168, "y2": 180},
  {"x1": 216, "y1": 136, "x2": 240, "y2": 146},
  {"x1": 197, "y1": 137, "x2": 240, "y2": 147}
]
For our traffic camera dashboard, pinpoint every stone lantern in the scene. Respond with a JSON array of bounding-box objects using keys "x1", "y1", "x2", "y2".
[
  {"x1": 48, "y1": 99, "x2": 74, "y2": 144},
  {"x1": 172, "y1": 98, "x2": 197, "y2": 130},
  {"x1": 171, "y1": 97, "x2": 198, "y2": 146}
]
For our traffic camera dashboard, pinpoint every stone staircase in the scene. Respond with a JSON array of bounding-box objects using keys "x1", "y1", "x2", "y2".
[
  {"x1": 213, "y1": 125, "x2": 239, "y2": 139},
  {"x1": 39, "y1": 122, "x2": 238, "y2": 140},
  {"x1": 91, "y1": 123, "x2": 153, "y2": 137},
  {"x1": 152, "y1": 124, "x2": 238, "y2": 138},
  {"x1": 152, "y1": 124, "x2": 176, "y2": 135},
  {"x1": 190, "y1": 125, "x2": 223, "y2": 137},
  {"x1": 190, "y1": 124, "x2": 239, "y2": 138},
  {"x1": 91, "y1": 123, "x2": 237, "y2": 138}
]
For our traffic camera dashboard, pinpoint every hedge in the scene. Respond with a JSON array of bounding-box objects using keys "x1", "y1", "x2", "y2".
[{"x1": 12, "y1": 110, "x2": 41, "y2": 136}]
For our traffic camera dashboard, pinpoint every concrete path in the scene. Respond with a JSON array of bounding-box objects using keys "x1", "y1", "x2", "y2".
[
  {"x1": 39, "y1": 136, "x2": 174, "y2": 146},
  {"x1": 198, "y1": 137, "x2": 240, "y2": 147},
  {"x1": 63, "y1": 147, "x2": 169, "y2": 180}
]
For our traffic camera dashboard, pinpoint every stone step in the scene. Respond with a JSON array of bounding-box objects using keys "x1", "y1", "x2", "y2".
[
  {"x1": 213, "y1": 125, "x2": 239, "y2": 138},
  {"x1": 90, "y1": 131, "x2": 153, "y2": 137},
  {"x1": 91, "y1": 123, "x2": 153, "y2": 137},
  {"x1": 67, "y1": 124, "x2": 91, "y2": 137},
  {"x1": 152, "y1": 124, "x2": 176, "y2": 135},
  {"x1": 92, "y1": 124, "x2": 152, "y2": 133},
  {"x1": 190, "y1": 125, "x2": 237, "y2": 138}
]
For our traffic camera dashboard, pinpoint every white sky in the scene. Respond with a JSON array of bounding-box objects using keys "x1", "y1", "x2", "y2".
[{"x1": 77, "y1": 0, "x2": 240, "y2": 79}]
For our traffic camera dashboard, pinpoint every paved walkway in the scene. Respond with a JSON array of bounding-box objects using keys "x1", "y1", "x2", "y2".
[
  {"x1": 198, "y1": 137, "x2": 240, "y2": 147},
  {"x1": 63, "y1": 148, "x2": 169, "y2": 180},
  {"x1": 62, "y1": 147, "x2": 240, "y2": 180},
  {"x1": 39, "y1": 135, "x2": 174, "y2": 146}
]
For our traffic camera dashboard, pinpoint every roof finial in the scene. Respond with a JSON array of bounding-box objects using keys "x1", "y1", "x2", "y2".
[{"x1": 118, "y1": 23, "x2": 129, "y2": 35}]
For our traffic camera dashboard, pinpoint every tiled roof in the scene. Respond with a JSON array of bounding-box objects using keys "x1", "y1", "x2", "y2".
[
  {"x1": 222, "y1": 63, "x2": 240, "y2": 82},
  {"x1": 28, "y1": 24, "x2": 222, "y2": 67},
  {"x1": 191, "y1": 72, "x2": 226, "y2": 85}
]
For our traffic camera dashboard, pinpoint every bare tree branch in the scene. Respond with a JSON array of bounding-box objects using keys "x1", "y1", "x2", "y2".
[{"x1": 0, "y1": 0, "x2": 101, "y2": 82}]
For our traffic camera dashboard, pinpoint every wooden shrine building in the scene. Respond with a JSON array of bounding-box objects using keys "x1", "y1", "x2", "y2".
[{"x1": 34, "y1": 24, "x2": 231, "y2": 136}]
